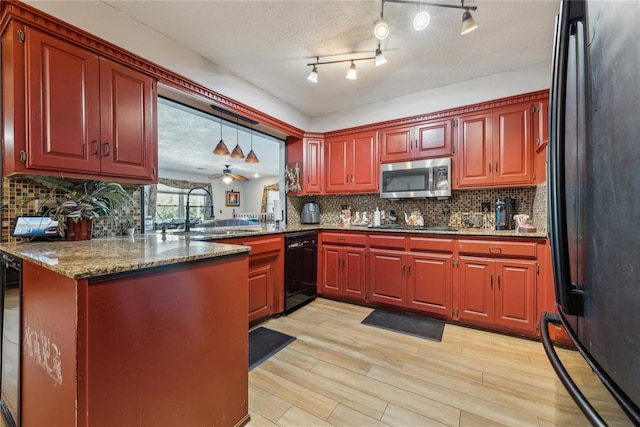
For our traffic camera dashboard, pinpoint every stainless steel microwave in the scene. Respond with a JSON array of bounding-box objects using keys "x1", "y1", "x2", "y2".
[{"x1": 380, "y1": 157, "x2": 451, "y2": 199}]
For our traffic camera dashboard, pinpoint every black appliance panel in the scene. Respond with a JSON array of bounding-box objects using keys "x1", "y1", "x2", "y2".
[
  {"x1": 284, "y1": 232, "x2": 318, "y2": 313},
  {"x1": 545, "y1": 0, "x2": 640, "y2": 424}
]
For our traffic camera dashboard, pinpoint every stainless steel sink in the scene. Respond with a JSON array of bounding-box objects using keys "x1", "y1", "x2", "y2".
[{"x1": 425, "y1": 226, "x2": 459, "y2": 232}]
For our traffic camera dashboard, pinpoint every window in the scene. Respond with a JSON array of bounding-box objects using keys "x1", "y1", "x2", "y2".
[{"x1": 154, "y1": 185, "x2": 210, "y2": 228}]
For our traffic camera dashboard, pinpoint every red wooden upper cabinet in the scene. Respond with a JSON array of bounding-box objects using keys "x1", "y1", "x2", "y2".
[
  {"x1": 325, "y1": 130, "x2": 378, "y2": 193},
  {"x1": 456, "y1": 102, "x2": 533, "y2": 188},
  {"x1": 380, "y1": 118, "x2": 453, "y2": 163},
  {"x1": 303, "y1": 137, "x2": 324, "y2": 194},
  {"x1": 2, "y1": 23, "x2": 157, "y2": 183}
]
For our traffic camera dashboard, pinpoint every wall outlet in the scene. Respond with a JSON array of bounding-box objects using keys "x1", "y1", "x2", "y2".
[{"x1": 481, "y1": 202, "x2": 491, "y2": 213}]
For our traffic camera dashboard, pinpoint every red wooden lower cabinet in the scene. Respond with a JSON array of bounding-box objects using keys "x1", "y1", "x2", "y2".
[
  {"x1": 368, "y1": 248, "x2": 406, "y2": 307},
  {"x1": 21, "y1": 254, "x2": 249, "y2": 427},
  {"x1": 407, "y1": 252, "x2": 453, "y2": 317},
  {"x1": 459, "y1": 256, "x2": 537, "y2": 333}
]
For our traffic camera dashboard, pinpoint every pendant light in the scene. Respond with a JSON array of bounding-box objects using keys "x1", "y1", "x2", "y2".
[
  {"x1": 212, "y1": 111, "x2": 230, "y2": 156},
  {"x1": 230, "y1": 117, "x2": 245, "y2": 159},
  {"x1": 245, "y1": 124, "x2": 259, "y2": 163}
]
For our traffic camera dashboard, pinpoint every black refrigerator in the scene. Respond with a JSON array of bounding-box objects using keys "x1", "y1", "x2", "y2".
[{"x1": 543, "y1": 0, "x2": 640, "y2": 425}]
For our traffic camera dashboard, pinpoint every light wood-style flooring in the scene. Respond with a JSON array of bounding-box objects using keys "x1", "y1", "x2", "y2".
[{"x1": 247, "y1": 298, "x2": 631, "y2": 427}]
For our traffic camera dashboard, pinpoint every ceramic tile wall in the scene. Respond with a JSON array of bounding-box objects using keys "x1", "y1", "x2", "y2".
[
  {"x1": 288, "y1": 185, "x2": 547, "y2": 231},
  {"x1": 2, "y1": 177, "x2": 142, "y2": 242}
]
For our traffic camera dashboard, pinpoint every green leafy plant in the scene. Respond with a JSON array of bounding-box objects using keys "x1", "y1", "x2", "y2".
[
  {"x1": 19, "y1": 175, "x2": 134, "y2": 237},
  {"x1": 120, "y1": 218, "x2": 136, "y2": 235}
]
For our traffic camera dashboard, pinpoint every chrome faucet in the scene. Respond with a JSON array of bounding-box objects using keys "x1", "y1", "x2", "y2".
[{"x1": 185, "y1": 187, "x2": 214, "y2": 232}]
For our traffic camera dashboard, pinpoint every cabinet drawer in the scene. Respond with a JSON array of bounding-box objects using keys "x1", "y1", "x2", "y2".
[
  {"x1": 368, "y1": 234, "x2": 408, "y2": 250},
  {"x1": 228, "y1": 236, "x2": 282, "y2": 256},
  {"x1": 322, "y1": 232, "x2": 367, "y2": 247},
  {"x1": 408, "y1": 237, "x2": 454, "y2": 253},
  {"x1": 458, "y1": 240, "x2": 537, "y2": 258}
]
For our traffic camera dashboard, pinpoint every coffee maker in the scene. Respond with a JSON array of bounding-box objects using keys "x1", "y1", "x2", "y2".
[{"x1": 495, "y1": 197, "x2": 515, "y2": 230}]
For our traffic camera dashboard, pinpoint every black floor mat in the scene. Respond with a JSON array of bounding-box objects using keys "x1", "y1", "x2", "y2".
[
  {"x1": 249, "y1": 327, "x2": 296, "y2": 370},
  {"x1": 361, "y1": 309, "x2": 444, "y2": 342}
]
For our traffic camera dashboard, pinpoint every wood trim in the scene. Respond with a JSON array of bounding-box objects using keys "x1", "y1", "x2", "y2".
[
  {"x1": 0, "y1": 0, "x2": 304, "y2": 138},
  {"x1": 323, "y1": 90, "x2": 550, "y2": 138}
]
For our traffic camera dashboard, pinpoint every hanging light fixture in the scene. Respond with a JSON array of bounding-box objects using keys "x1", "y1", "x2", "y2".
[
  {"x1": 222, "y1": 175, "x2": 233, "y2": 184},
  {"x1": 230, "y1": 117, "x2": 245, "y2": 159},
  {"x1": 307, "y1": 60, "x2": 319, "y2": 83},
  {"x1": 346, "y1": 61, "x2": 357, "y2": 80},
  {"x1": 212, "y1": 111, "x2": 230, "y2": 156},
  {"x1": 245, "y1": 124, "x2": 259, "y2": 163},
  {"x1": 375, "y1": 43, "x2": 387, "y2": 67}
]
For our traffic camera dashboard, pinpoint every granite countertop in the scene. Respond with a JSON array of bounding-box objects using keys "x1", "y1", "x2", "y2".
[
  {"x1": 0, "y1": 223, "x2": 546, "y2": 280},
  {"x1": 0, "y1": 234, "x2": 250, "y2": 280}
]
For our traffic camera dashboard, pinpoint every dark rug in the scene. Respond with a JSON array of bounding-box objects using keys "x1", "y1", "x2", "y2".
[
  {"x1": 249, "y1": 327, "x2": 296, "y2": 370},
  {"x1": 361, "y1": 309, "x2": 445, "y2": 342}
]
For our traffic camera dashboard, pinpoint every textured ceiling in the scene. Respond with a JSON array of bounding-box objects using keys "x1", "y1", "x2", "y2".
[{"x1": 102, "y1": 0, "x2": 560, "y2": 117}]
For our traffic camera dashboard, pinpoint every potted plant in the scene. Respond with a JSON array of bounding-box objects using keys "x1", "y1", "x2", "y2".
[
  {"x1": 120, "y1": 218, "x2": 136, "y2": 236},
  {"x1": 20, "y1": 175, "x2": 134, "y2": 240}
]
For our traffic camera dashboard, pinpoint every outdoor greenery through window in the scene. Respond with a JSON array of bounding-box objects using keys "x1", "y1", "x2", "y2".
[{"x1": 155, "y1": 187, "x2": 209, "y2": 228}]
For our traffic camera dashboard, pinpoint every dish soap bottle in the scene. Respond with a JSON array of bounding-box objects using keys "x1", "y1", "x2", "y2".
[{"x1": 374, "y1": 207, "x2": 381, "y2": 226}]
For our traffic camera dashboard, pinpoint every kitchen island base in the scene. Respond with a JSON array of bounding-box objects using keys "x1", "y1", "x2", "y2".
[{"x1": 21, "y1": 254, "x2": 249, "y2": 427}]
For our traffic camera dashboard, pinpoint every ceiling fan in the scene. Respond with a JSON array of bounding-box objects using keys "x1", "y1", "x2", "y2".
[{"x1": 208, "y1": 164, "x2": 250, "y2": 182}]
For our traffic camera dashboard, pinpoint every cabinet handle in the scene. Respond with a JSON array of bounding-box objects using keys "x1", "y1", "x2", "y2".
[
  {"x1": 407, "y1": 265, "x2": 411, "y2": 276},
  {"x1": 307, "y1": 176, "x2": 310, "y2": 184},
  {"x1": 103, "y1": 142, "x2": 111, "y2": 157},
  {"x1": 402, "y1": 265, "x2": 406, "y2": 276},
  {"x1": 498, "y1": 275, "x2": 501, "y2": 290},
  {"x1": 488, "y1": 163, "x2": 492, "y2": 173},
  {"x1": 490, "y1": 275, "x2": 493, "y2": 290},
  {"x1": 495, "y1": 162, "x2": 499, "y2": 173},
  {"x1": 92, "y1": 140, "x2": 99, "y2": 155}
]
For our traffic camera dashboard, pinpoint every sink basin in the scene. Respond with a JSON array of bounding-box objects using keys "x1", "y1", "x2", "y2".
[{"x1": 426, "y1": 226, "x2": 459, "y2": 232}]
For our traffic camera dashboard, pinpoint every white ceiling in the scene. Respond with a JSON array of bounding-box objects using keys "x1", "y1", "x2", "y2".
[{"x1": 25, "y1": 0, "x2": 560, "y2": 178}]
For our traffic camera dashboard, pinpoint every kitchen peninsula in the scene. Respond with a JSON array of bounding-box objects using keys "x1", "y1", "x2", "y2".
[{"x1": 0, "y1": 235, "x2": 250, "y2": 427}]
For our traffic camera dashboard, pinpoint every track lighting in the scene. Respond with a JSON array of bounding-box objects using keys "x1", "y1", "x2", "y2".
[
  {"x1": 306, "y1": 54, "x2": 378, "y2": 82},
  {"x1": 375, "y1": 43, "x2": 387, "y2": 67},
  {"x1": 413, "y1": 11, "x2": 431, "y2": 31},
  {"x1": 307, "y1": 63, "x2": 318, "y2": 83},
  {"x1": 346, "y1": 61, "x2": 357, "y2": 80},
  {"x1": 460, "y1": 9, "x2": 477, "y2": 35}
]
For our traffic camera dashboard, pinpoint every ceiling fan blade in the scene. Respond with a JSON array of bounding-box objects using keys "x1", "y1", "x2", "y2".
[
  {"x1": 208, "y1": 174, "x2": 223, "y2": 179},
  {"x1": 229, "y1": 173, "x2": 250, "y2": 181}
]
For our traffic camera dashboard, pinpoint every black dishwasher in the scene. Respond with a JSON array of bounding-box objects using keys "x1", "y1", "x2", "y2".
[{"x1": 284, "y1": 232, "x2": 317, "y2": 314}]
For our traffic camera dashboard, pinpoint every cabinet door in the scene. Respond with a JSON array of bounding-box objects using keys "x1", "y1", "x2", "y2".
[
  {"x1": 493, "y1": 103, "x2": 533, "y2": 185},
  {"x1": 456, "y1": 113, "x2": 493, "y2": 187},
  {"x1": 25, "y1": 27, "x2": 101, "y2": 173},
  {"x1": 380, "y1": 126, "x2": 414, "y2": 163},
  {"x1": 458, "y1": 256, "x2": 494, "y2": 324},
  {"x1": 303, "y1": 138, "x2": 323, "y2": 194},
  {"x1": 350, "y1": 132, "x2": 378, "y2": 192},
  {"x1": 248, "y1": 263, "x2": 273, "y2": 323},
  {"x1": 99, "y1": 58, "x2": 157, "y2": 181},
  {"x1": 415, "y1": 119, "x2": 453, "y2": 159},
  {"x1": 407, "y1": 253, "x2": 453, "y2": 317},
  {"x1": 320, "y1": 245, "x2": 342, "y2": 296},
  {"x1": 368, "y1": 249, "x2": 406, "y2": 307},
  {"x1": 325, "y1": 137, "x2": 349, "y2": 193},
  {"x1": 494, "y1": 259, "x2": 536, "y2": 333},
  {"x1": 343, "y1": 247, "x2": 366, "y2": 300}
]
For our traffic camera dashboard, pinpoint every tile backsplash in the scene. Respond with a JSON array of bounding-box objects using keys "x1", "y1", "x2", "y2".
[
  {"x1": 2, "y1": 177, "x2": 142, "y2": 242},
  {"x1": 288, "y1": 185, "x2": 547, "y2": 232}
]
